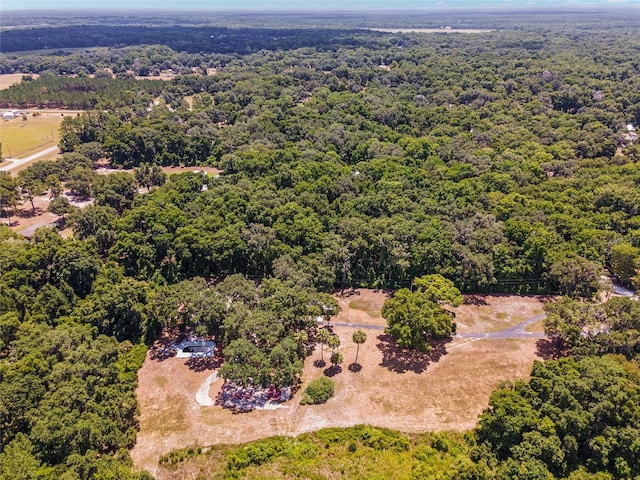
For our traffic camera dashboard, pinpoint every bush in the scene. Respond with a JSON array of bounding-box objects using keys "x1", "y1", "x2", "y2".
[{"x1": 300, "y1": 377, "x2": 335, "y2": 405}]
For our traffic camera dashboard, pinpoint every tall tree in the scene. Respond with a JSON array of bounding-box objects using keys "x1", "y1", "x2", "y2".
[
  {"x1": 382, "y1": 274, "x2": 462, "y2": 352},
  {"x1": 352, "y1": 329, "x2": 367, "y2": 364},
  {"x1": 0, "y1": 173, "x2": 20, "y2": 226},
  {"x1": 315, "y1": 327, "x2": 332, "y2": 365}
]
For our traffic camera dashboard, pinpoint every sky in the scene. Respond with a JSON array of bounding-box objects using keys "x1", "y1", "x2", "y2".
[{"x1": 2, "y1": 0, "x2": 639, "y2": 11}]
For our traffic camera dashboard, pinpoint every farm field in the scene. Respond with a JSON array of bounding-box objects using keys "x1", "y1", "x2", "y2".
[
  {"x1": 132, "y1": 290, "x2": 547, "y2": 477},
  {"x1": 0, "y1": 111, "x2": 64, "y2": 160},
  {"x1": 0, "y1": 73, "x2": 40, "y2": 91}
]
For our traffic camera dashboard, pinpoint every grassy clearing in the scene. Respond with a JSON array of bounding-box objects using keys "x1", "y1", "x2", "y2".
[
  {"x1": 132, "y1": 292, "x2": 544, "y2": 475},
  {"x1": 0, "y1": 73, "x2": 39, "y2": 91},
  {"x1": 0, "y1": 113, "x2": 62, "y2": 158},
  {"x1": 347, "y1": 299, "x2": 382, "y2": 318},
  {"x1": 142, "y1": 392, "x2": 190, "y2": 437}
]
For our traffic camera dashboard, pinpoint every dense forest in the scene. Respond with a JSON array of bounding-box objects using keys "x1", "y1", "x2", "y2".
[{"x1": 1, "y1": 9, "x2": 640, "y2": 480}]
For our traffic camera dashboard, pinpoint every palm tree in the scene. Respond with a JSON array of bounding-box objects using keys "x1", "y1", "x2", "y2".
[
  {"x1": 352, "y1": 329, "x2": 367, "y2": 364},
  {"x1": 316, "y1": 328, "x2": 332, "y2": 365}
]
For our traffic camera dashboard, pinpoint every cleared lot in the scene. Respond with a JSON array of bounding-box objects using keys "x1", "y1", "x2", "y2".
[{"x1": 132, "y1": 290, "x2": 547, "y2": 477}]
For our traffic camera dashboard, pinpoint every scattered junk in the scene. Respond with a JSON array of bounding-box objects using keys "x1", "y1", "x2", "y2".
[{"x1": 216, "y1": 381, "x2": 292, "y2": 413}]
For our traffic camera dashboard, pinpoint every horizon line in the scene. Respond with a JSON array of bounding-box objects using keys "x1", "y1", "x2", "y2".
[{"x1": 3, "y1": 5, "x2": 640, "y2": 13}]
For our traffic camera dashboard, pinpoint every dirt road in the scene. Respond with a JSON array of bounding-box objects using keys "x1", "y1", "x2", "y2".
[{"x1": 0, "y1": 145, "x2": 59, "y2": 173}]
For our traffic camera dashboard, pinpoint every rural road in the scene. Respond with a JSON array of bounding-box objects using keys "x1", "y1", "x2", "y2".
[
  {"x1": 325, "y1": 313, "x2": 547, "y2": 340},
  {"x1": 0, "y1": 145, "x2": 59, "y2": 173}
]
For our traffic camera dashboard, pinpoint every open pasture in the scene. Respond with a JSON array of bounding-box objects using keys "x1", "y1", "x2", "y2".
[{"x1": 0, "y1": 112, "x2": 63, "y2": 160}]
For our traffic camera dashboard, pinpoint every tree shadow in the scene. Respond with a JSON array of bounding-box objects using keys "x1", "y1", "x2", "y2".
[
  {"x1": 536, "y1": 295, "x2": 557, "y2": 304},
  {"x1": 314, "y1": 359, "x2": 326, "y2": 368},
  {"x1": 185, "y1": 355, "x2": 223, "y2": 372},
  {"x1": 337, "y1": 287, "x2": 360, "y2": 298},
  {"x1": 376, "y1": 334, "x2": 451, "y2": 374},
  {"x1": 15, "y1": 207, "x2": 44, "y2": 219},
  {"x1": 348, "y1": 362, "x2": 362, "y2": 373},
  {"x1": 535, "y1": 338, "x2": 568, "y2": 360},
  {"x1": 149, "y1": 336, "x2": 177, "y2": 362},
  {"x1": 323, "y1": 365, "x2": 342, "y2": 377},
  {"x1": 464, "y1": 294, "x2": 488, "y2": 305}
]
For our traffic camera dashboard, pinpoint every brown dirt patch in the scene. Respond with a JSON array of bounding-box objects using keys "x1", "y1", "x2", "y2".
[
  {"x1": 132, "y1": 290, "x2": 548, "y2": 477},
  {"x1": 6, "y1": 193, "x2": 57, "y2": 235},
  {"x1": 455, "y1": 293, "x2": 546, "y2": 333},
  {"x1": 332, "y1": 288, "x2": 390, "y2": 326},
  {"x1": 7, "y1": 192, "x2": 91, "y2": 237}
]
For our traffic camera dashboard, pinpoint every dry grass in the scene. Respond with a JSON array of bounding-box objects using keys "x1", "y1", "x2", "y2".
[
  {"x1": 455, "y1": 294, "x2": 545, "y2": 333},
  {"x1": 0, "y1": 73, "x2": 40, "y2": 91},
  {"x1": 0, "y1": 113, "x2": 62, "y2": 159},
  {"x1": 525, "y1": 318, "x2": 546, "y2": 333},
  {"x1": 347, "y1": 298, "x2": 382, "y2": 318},
  {"x1": 131, "y1": 290, "x2": 548, "y2": 477}
]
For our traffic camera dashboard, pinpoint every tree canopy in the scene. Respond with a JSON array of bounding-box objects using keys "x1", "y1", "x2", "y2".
[{"x1": 382, "y1": 274, "x2": 462, "y2": 352}]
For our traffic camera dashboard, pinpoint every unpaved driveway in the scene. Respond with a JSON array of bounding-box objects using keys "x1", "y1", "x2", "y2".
[{"x1": 0, "y1": 145, "x2": 59, "y2": 173}]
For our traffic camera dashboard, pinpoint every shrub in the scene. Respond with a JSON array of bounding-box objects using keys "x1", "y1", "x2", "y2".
[
  {"x1": 227, "y1": 438, "x2": 286, "y2": 471},
  {"x1": 300, "y1": 377, "x2": 335, "y2": 405}
]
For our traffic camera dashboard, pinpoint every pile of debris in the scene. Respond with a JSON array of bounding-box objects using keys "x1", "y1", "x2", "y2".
[{"x1": 216, "y1": 381, "x2": 292, "y2": 413}]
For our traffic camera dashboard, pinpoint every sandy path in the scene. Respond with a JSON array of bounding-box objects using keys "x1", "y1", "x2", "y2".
[{"x1": 194, "y1": 372, "x2": 218, "y2": 406}]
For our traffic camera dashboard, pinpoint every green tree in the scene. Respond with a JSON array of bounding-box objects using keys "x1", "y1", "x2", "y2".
[
  {"x1": 17, "y1": 169, "x2": 44, "y2": 213},
  {"x1": 0, "y1": 173, "x2": 20, "y2": 226},
  {"x1": 610, "y1": 243, "x2": 639, "y2": 288},
  {"x1": 382, "y1": 275, "x2": 462, "y2": 352},
  {"x1": 352, "y1": 329, "x2": 367, "y2": 364},
  {"x1": 300, "y1": 376, "x2": 335, "y2": 405},
  {"x1": 66, "y1": 167, "x2": 95, "y2": 198},
  {"x1": 330, "y1": 350, "x2": 343, "y2": 369},
  {"x1": 0, "y1": 433, "x2": 45, "y2": 480},
  {"x1": 93, "y1": 172, "x2": 137, "y2": 213},
  {"x1": 315, "y1": 327, "x2": 332, "y2": 365},
  {"x1": 48, "y1": 195, "x2": 71, "y2": 220},
  {"x1": 549, "y1": 255, "x2": 602, "y2": 299}
]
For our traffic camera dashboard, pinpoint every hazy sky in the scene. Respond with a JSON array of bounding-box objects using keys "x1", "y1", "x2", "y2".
[{"x1": 3, "y1": 0, "x2": 639, "y2": 11}]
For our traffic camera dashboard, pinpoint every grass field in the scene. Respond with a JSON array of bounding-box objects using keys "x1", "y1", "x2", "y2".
[
  {"x1": 0, "y1": 113, "x2": 62, "y2": 159},
  {"x1": 0, "y1": 73, "x2": 40, "y2": 91}
]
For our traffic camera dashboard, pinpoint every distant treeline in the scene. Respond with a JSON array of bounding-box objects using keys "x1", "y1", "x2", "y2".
[{"x1": 0, "y1": 25, "x2": 386, "y2": 54}]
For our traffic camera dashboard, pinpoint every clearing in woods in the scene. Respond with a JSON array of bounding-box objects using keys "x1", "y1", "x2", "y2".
[
  {"x1": 0, "y1": 73, "x2": 40, "y2": 91},
  {"x1": 132, "y1": 289, "x2": 548, "y2": 478}
]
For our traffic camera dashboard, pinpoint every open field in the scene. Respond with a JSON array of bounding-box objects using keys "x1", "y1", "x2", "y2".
[
  {"x1": 132, "y1": 290, "x2": 548, "y2": 477},
  {"x1": 0, "y1": 73, "x2": 40, "y2": 90},
  {"x1": 0, "y1": 111, "x2": 64, "y2": 160}
]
